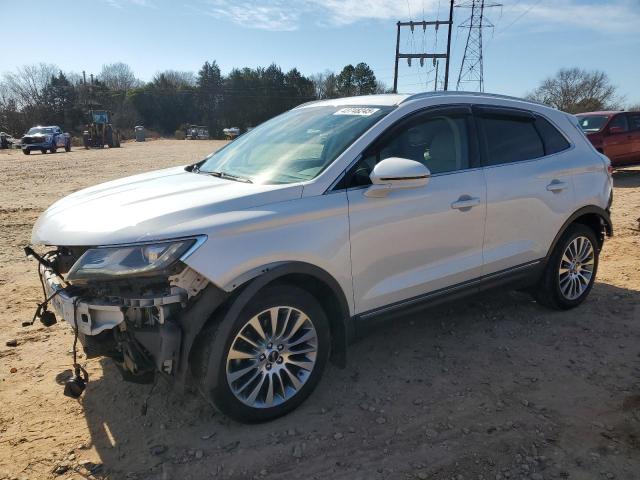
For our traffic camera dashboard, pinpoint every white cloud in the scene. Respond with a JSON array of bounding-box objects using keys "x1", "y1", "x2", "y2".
[
  {"x1": 194, "y1": 0, "x2": 640, "y2": 34},
  {"x1": 510, "y1": 0, "x2": 640, "y2": 34},
  {"x1": 201, "y1": 0, "x2": 301, "y2": 31},
  {"x1": 103, "y1": 0, "x2": 153, "y2": 8}
]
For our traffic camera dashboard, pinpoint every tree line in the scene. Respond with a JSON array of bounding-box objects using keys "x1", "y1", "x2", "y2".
[
  {"x1": 0, "y1": 61, "x2": 387, "y2": 138},
  {"x1": 1, "y1": 62, "x2": 637, "y2": 139}
]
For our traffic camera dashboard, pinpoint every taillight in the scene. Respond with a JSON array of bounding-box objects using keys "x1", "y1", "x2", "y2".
[{"x1": 607, "y1": 165, "x2": 613, "y2": 175}]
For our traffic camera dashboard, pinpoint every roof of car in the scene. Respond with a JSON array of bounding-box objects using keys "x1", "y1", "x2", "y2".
[
  {"x1": 576, "y1": 111, "x2": 622, "y2": 116},
  {"x1": 296, "y1": 91, "x2": 549, "y2": 109}
]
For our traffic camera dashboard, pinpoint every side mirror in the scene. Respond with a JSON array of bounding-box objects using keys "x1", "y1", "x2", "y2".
[
  {"x1": 609, "y1": 126, "x2": 625, "y2": 134},
  {"x1": 365, "y1": 157, "x2": 430, "y2": 198}
]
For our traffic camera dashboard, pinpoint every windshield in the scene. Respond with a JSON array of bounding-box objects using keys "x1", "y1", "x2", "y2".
[
  {"x1": 198, "y1": 105, "x2": 393, "y2": 184},
  {"x1": 27, "y1": 127, "x2": 54, "y2": 135},
  {"x1": 576, "y1": 115, "x2": 609, "y2": 133}
]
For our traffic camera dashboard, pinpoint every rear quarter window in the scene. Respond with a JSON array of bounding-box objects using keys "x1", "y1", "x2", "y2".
[{"x1": 534, "y1": 116, "x2": 570, "y2": 155}]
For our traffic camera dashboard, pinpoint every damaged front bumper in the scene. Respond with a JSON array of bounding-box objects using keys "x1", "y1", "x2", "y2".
[{"x1": 38, "y1": 257, "x2": 227, "y2": 386}]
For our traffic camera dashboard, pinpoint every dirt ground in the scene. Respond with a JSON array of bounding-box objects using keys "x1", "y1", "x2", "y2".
[{"x1": 0, "y1": 140, "x2": 639, "y2": 480}]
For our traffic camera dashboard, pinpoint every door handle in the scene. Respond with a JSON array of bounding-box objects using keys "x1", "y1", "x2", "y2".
[
  {"x1": 451, "y1": 196, "x2": 481, "y2": 210},
  {"x1": 546, "y1": 180, "x2": 568, "y2": 192}
]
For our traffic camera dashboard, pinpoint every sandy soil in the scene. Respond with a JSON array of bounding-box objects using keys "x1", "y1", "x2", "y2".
[{"x1": 0, "y1": 140, "x2": 639, "y2": 480}]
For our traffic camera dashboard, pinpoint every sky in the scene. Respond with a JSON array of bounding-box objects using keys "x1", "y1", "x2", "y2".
[{"x1": 1, "y1": 0, "x2": 639, "y2": 105}]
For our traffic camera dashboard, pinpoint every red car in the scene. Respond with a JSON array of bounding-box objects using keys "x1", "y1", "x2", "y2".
[{"x1": 576, "y1": 111, "x2": 640, "y2": 167}]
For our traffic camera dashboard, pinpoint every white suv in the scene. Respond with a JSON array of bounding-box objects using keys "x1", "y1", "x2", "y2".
[{"x1": 29, "y1": 92, "x2": 613, "y2": 421}]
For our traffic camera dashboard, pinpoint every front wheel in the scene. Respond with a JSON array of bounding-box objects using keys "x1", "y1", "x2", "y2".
[
  {"x1": 49, "y1": 145, "x2": 57, "y2": 153},
  {"x1": 64, "y1": 141, "x2": 71, "y2": 152},
  {"x1": 192, "y1": 285, "x2": 330, "y2": 422},
  {"x1": 22, "y1": 149, "x2": 30, "y2": 155},
  {"x1": 535, "y1": 224, "x2": 599, "y2": 310}
]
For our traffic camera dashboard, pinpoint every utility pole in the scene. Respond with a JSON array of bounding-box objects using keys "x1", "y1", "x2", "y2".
[
  {"x1": 392, "y1": 1, "x2": 455, "y2": 93},
  {"x1": 456, "y1": 0, "x2": 501, "y2": 92},
  {"x1": 443, "y1": 0, "x2": 455, "y2": 91}
]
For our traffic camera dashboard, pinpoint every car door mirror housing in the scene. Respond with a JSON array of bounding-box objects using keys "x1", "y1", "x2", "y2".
[{"x1": 365, "y1": 157, "x2": 430, "y2": 198}]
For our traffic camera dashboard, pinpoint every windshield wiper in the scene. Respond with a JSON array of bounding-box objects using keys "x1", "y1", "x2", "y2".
[{"x1": 206, "y1": 171, "x2": 253, "y2": 183}]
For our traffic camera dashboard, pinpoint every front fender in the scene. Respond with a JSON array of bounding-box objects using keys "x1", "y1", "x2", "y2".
[{"x1": 200, "y1": 261, "x2": 352, "y2": 393}]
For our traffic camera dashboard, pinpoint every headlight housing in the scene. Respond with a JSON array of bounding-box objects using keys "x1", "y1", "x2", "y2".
[{"x1": 66, "y1": 238, "x2": 202, "y2": 283}]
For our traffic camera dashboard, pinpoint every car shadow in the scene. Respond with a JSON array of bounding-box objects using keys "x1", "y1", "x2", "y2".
[
  {"x1": 78, "y1": 280, "x2": 640, "y2": 479},
  {"x1": 612, "y1": 165, "x2": 640, "y2": 188}
]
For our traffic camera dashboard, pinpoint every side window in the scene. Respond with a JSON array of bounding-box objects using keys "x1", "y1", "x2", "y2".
[
  {"x1": 346, "y1": 110, "x2": 472, "y2": 188},
  {"x1": 534, "y1": 116, "x2": 570, "y2": 155},
  {"x1": 479, "y1": 114, "x2": 544, "y2": 166},
  {"x1": 608, "y1": 114, "x2": 629, "y2": 132},
  {"x1": 627, "y1": 113, "x2": 640, "y2": 131}
]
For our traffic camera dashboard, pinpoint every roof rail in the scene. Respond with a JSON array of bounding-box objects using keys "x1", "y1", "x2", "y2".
[{"x1": 401, "y1": 91, "x2": 549, "y2": 108}]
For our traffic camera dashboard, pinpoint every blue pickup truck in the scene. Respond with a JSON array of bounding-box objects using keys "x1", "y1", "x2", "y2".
[{"x1": 21, "y1": 126, "x2": 71, "y2": 155}]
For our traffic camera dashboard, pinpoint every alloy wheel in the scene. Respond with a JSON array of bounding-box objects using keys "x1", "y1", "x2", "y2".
[
  {"x1": 558, "y1": 235, "x2": 595, "y2": 300},
  {"x1": 225, "y1": 306, "x2": 318, "y2": 409}
]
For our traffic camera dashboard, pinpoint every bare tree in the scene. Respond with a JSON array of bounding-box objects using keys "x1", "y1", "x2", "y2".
[
  {"x1": 1, "y1": 63, "x2": 59, "y2": 108},
  {"x1": 375, "y1": 80, "x2": 391, "y2": 94},
  {"x1": 527, "y1": 68, "x2": 621, "y2": 114},
  {"x1": 152, "y1": 70, "x2": 195, "y2": 88},
  {"x1": 628, "y1": 103, "x2": 640, "y2": 112},
  {"x1": 99, "y1": 62, "x2": 140, "y2": 91},
  {"x1": 310, "y1": 71, "x2": 339, "y2": 99}
]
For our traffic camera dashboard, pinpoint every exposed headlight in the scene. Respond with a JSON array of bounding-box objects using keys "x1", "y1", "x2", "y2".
[{"x1": 66, "y1": 238, "x2": 201, "y2": 282}]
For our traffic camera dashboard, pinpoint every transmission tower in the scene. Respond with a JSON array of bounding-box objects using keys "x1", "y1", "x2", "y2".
[{"x1": 456, "y1": 0, "x2": 501, "y2": 92}]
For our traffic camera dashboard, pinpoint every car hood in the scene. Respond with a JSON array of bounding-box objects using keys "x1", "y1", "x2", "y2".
[{"x1": 31, "y1": 166, "x2": 303, "y2": 246}]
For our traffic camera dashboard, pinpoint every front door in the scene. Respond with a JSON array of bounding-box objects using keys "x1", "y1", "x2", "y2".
[
  {"x1": 603, "y1": 113, "x2": 632, "y2": 164},
  {"x1": 346, "y1": 106, "x2": 487, "y2": 314}
]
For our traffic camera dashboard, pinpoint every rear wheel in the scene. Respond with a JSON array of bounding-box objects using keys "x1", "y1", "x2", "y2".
[
  {"x1": 49, "y1": 145, "x2": 57, "y2": 153},
  {"x1": 192, "y1": 285, "x2": 330, "y2": 422},
  {"x1": 64, "y1": 140, "x2": 71, "y2": 152},
  {"x1": 40, "y1": 148, "x2": 47, "y2": 154},
  {"x1": 535, "y1": 224, "x2": 599, "y2": 310},
  {"x1": 22, "y1": 149, "x2": 30, "y2": 155}
]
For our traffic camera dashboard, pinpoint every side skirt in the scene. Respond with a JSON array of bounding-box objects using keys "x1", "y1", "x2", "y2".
[{"x1": 351, "y1": 260, "x2": 544, "y2": 339}]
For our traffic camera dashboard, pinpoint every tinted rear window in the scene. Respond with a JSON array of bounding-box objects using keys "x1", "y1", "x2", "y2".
[
  {"x1": 480, "y1": 115, "x2": 544, "y2": 166},
  {"x1": 535, "y1": 116, "x2": 570, "y2": 155},
  {"x1": 628, "y1": 113, "x2": 640, "y2": 131}
]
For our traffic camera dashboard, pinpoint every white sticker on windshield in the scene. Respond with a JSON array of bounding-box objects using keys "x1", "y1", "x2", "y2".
[{"x1": 334, "y1": 107, "x2": 380, "y2": 116}]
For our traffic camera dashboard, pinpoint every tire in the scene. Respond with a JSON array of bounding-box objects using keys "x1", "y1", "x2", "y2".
[
  {"x1": 192, "y1": 285, "x2": 330, "y2": 422},
  {"x1": 64, "y1": 141, "x2": 71, "y2": 152},
  {"x1": 41, "y1": 148, "x2": 47, "y2": 154},
  {"x1": 22, "y1": 149, "x2": 30, "y2": 155},
  {"x1": 535, "y1": 224, "x2": 599, "y2": 310},
  {"x1": 49, "y1": 145, "x2": 57, "y2": 153}
]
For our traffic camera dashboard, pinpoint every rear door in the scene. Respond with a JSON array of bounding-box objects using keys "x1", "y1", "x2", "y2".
[
  {"x1": 476, "y1": 106, "x2": 575, "y2": 274},
  {"x1": 602, "y1": 114, "x2": 632, "y2": 164},
  {"x1": 626, "y1": 112, "x2": 640, "y2": 161}
]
